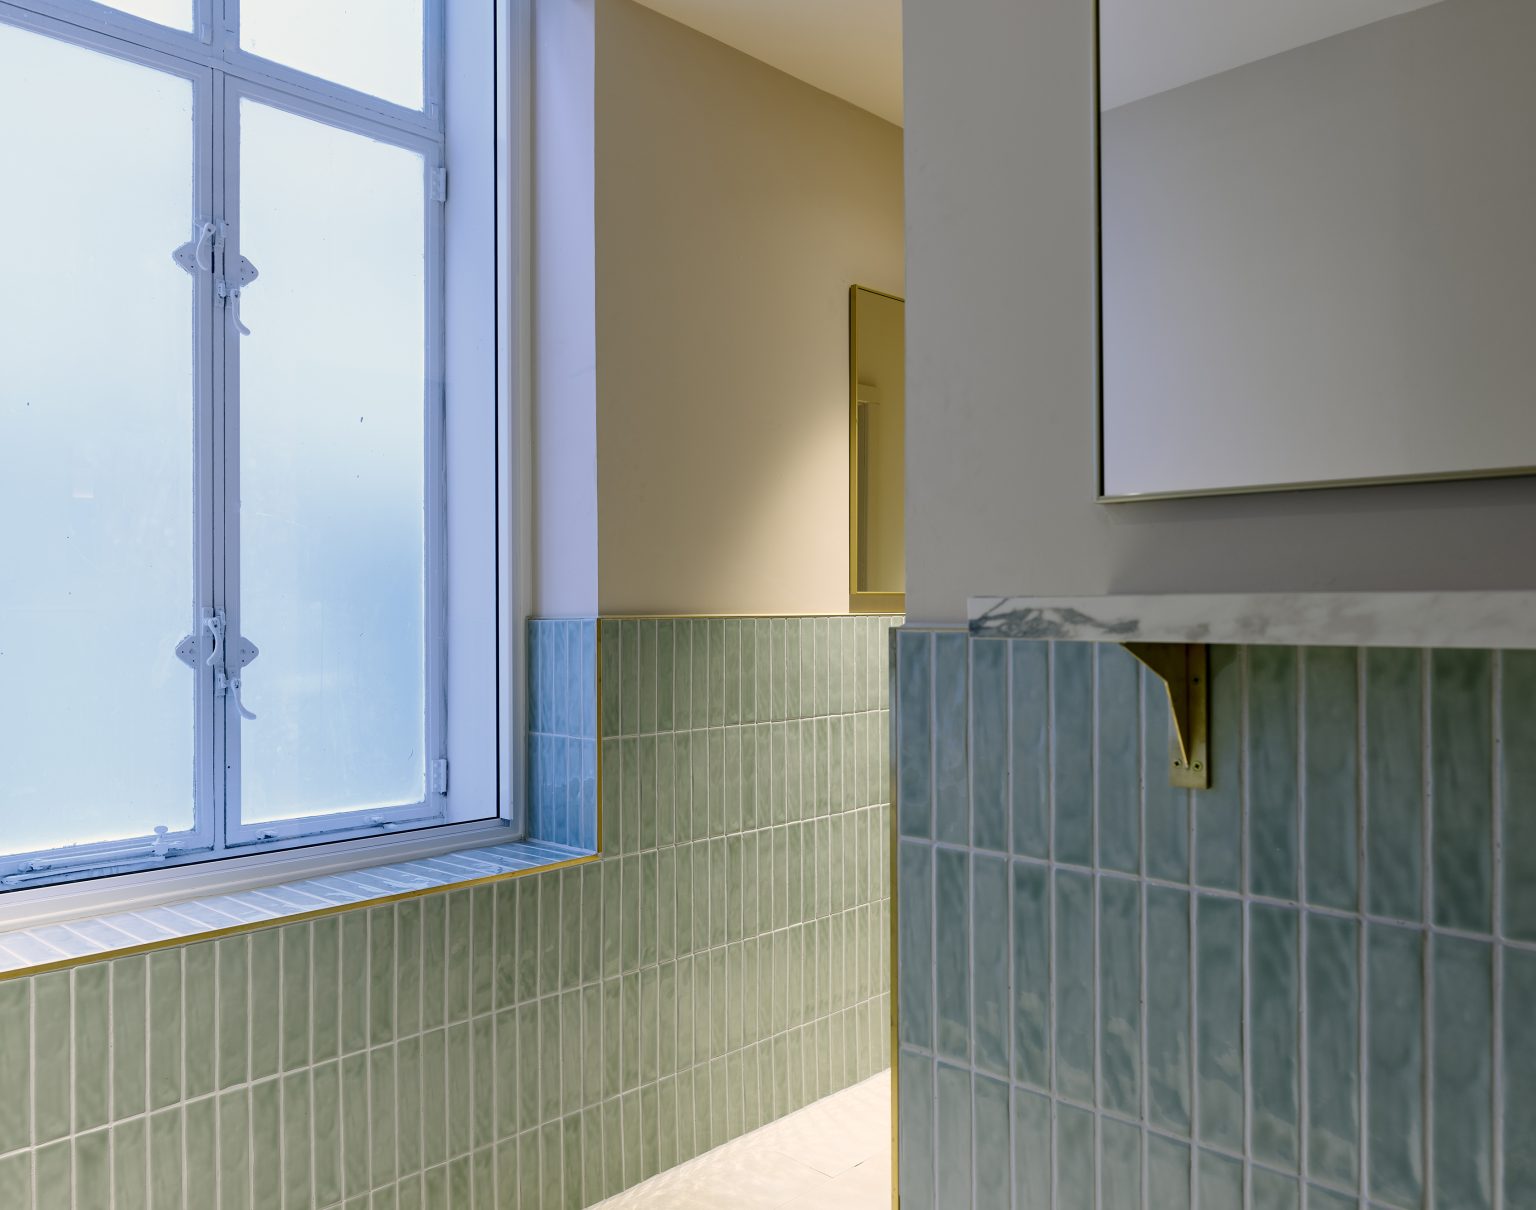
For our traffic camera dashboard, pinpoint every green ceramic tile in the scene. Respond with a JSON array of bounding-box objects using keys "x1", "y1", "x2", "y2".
[
  {"x1": 1505, "y1": 948, "x2": 1536, "y2": 1206},
  {"x1": 35, "y1": 1138, "x2": 71, "y2": 1210},
  {"x1": 1057, "y1": 1103, "x2": 1095, "y2": 1210},
  {"x1": 33, "y1": 970, "x2": 71, "y2": 1145},
  {"x1": 932, "y1": 633, "x2": 969, "y2": 846},
  {"x1": 1144, "y1": 667, "x2": 1190, "y2": 883},
  {"x1": 1056, "y1": 869, "x2": 1095, "y2": 1104},
  {"x1": 637, "y1": 619, "x2": 658, "y2": 735},
  {"x1": 281, "y1": 1072, "x2": 314, "y2": 1208},
  {"x1": 1431, "y1": 649, "x2": 1493, "y2": 932},
  {"x1": 1306, "y1": 1185, "x2": 1355, "y2": 1210},
  {"x1": 1305, "y1": 647, "x2": 1360, "y2": 910},
  {"x1": 1098, "y1": 645, "x2": 1142, "y2": 874},
  {"x1": 619, "y1": 619, "x2": 639, "y2": 737},
  {"x1": 1147, "y1": 886, "x2": 1191, "y2": 1134},
  {"x1": 149, "y1": 1107, "x2": 183, "y2": 1210},
  {"x1": 1502, "y1": 651, "x2": 1536, "y2": 941},
  {"x1": 1012, "y1": 861, "x2": 1050, "y2": 1088},
  {"x1": 708, "y1": 620, "x2": 726, "y2": 727},
  {"x1": 0, "y1": 980, "x2": 26, "y2": 1154},
  {"x1": 250, "y1": 1077, "x2": 282, "y2": 1209},
  {"x1": 1101, "y1": 1116, "x2": 1142, "y2": 1210},
  {"x1": 446, "y1": 891, "x2": 473, "y2": 1021},
  {"x1": 218, "y1": 1086, "x2": 250, "y2": 1210},
  {"x1": 1434, "y1": 936, "x2": 1494, "y2": 1209},
  {"x1": 1249, "y1": 646, "x2": 1299, "y2": 900},
  {"x1": 1250, "y1": 904, "x2": 1299, "y2": 1169},
  {"x1": 313, "y1": 1061, "x2": 343, "y2": 1207},
  {"x1": 935, "y1": 1062, "x2": 972, "y2": 1208},
  {"x1": 1053, "y1": 642, "x2": 1094, "y2": 866},
  {"x1": 971, "y1": 854, "x2": 1009, "y2": 1079},
  {"x1": 1369, "y1": 680, "x2": 1435, "y2": 906},
  {"x1": 71, "y1": 963, "x2": 110, "y2": 1134},
  {"x1": 74, "y1": 1126, "x2": 110, "y2": 1209},
  {"x1": 110, "y1": 956, "x2": 148, "y2": 1122},
  {"x1": 340, "y1": 1053, "x2": 370, "y2": 1198},
  {"x1": 972, "y1": 1072, "x2": 1011, "y2": 1207},
  {"x1": 1196, "y1": 646, "x2": 1244, "y2": 891},
  {"x1": 1308, "y1": 914, "x2": 1360, "y2": 1188},
  {"x1": 600, "y1": 620, "x2": 621, "y2": 738},
  {"x1": 1148, "y1": 1135, "x2": 1190, "y2": 1209},
  {"x1": 339, "y1": 911, "x2": 369, "y2": 1056},
  {"x1": 248, "y1": 929, "x2": 281, "y2": 1081},
  {"x1": 1367, "y1": 924, "x2": 1423, "y2": 1207},
  {"x1": 1198, "y1": 1149, "x2": 1242, "y2": 1209},
  {"x1": 1252, "y1": 1168, "x2": 1299, "y2": 1210},
  {"x1": 1197, "y1": 896, "x2": 1243, "y2": 1152},
  {"x1": 109, "y1": 1120, "x2": 146, "y2": 1210},
  {"x1": 970, "y1": 637, "x2": 1008, "y2": 851},
  {"x1": 1008, "y1": 640, "x2": 1050, "y2": 852},
  {"x1": 0, "y1": 1151, "x2": 30, "y2": 1209},
  {"x1": 1100, "y1": 876, "x2": 1142, "y2": 1118},
  {"x1": 148, "y1": 950, "x2": 183, "y2": 1111},
  {"x1": 898, "y1": 841, "x2": 933, "y2": 1052},
  {"x1": 935, "y1": 848, "x2": 971, "y2": 1064},
  {"x1": 1012, "y1": 1086, "x2": 1050, "y2": 1210},
  {"x1": 282, "y1": 924, "x2": 314, "y2": 1072}
]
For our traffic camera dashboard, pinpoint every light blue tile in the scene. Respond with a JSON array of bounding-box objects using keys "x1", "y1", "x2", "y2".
[
  {"x1": 898, "y1": 1050, "x2": 934, "y2": 1210},
  {"x1": 934, "y1": 634, "x2": 970, "y2": 846},
  {"x1": 972, "y1": 855, "x2": 1010, "y2": 1079},
  {"x1": 1014, "y1": 1087, "x2": 1051, "y2": 1210},
  {"x1": 1055, "y1": 870, "x2": 1095, "y2": 1104},
  {"x1": 1502, "y1": 651, "x2": 1536, "y2": 941},
  {"x1": 1431, "y1": 649, "x2": 1493, "y2": 933},
  {"x1": 1148, "y1": 1135, "x2": 1190, "y2": 1209},
  {"x1": 1197, "y1": 895, "x2": 1243, "y2": 1152},
  {"x1": 1144, "y1": 668, "x2": 1190, "y2": 883},
  {"x1": 1100, "y1": 877, "x2": 1141, "y2": 1118},
  {"x1": 971, "y1": 638, "x2": 1008, "y2": 851},
  {"x1": 1249, "y1": 646, "x2": 1299, "y2": 901},
  {"x1": 1098, "y1": 645, "x2": 1142, "y2": 875},
  {"x1": 936, "y1": 1063, "x2": 972, "y2": 1208},
  {"x1": 898, "y1": 631, "x2": 932, "y2": 839},
  {"x1": 1196, "y1": 647, "x2": 1244, "y2": 891},
  {"x1": 1434, "y1": 936, "x2": 1493, "y2": 1210},
  {"x1": 1052, "y1": 643, "x2": 1094, "y2": 867},
  {"x1": 1057, "y1": 1103, "x2": 1095, "y2": 1210},
  {"x1": 1505, "y1": 948, "x2": 1536, "y2": 1207},
  {"x1": 1250, "y1": 904, "x2": 1299, "y2": 1169},
  {"x1": 1304, "y1": 647, "x2": 1360, "y2": 911},
  {"x1": 1147, "y1": 886, "x2": 1191, "y2": 1135},
  {"x1": 1367, "y1": 924, "x2": 1423, "y2": 1208},
  {"x1": 1308, "y1": 914, "x2": 1360, "y2": 1190},
  {"x1": 1012, "y1": 861, "x2": 1050, "y2": 1089},
  {"x1": 1252, "y1": 1168, "x2": 1299, "y2": 1210},
  {"x1": 1365, "y1": 649, "x2": 1423, "y2": 922},
  {"x1": 1198, "y1": 1149, "x2": 1243, "y2": 1209},
  {"x1": 1010, "y1": 640, "x2": 1050, "y2": 860},
  {"x1": 974, "y1": 1073, "x2": 1011, "y2": 1208},
  {"x1": 935, "y1": 848, "x2": 971, "y2": 1064},
  {"x1": 1100, "y1": 1117, "x2": 1141, "y2": 1210}
]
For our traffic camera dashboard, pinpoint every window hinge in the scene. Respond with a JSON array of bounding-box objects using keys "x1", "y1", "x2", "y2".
[
  {"x1": 432, "y1": 758, "x2": 450, "y2": 795},
  {"x1": 432, "y1": 168, "x2": 448, "y2": 204}
]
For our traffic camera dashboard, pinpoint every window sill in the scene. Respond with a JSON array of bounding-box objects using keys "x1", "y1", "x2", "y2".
[{"x1": 0, "y1": 829, "x2": 596, "y2": 981}]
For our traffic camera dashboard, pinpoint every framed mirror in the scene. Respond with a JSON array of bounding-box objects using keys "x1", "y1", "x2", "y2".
[
  {"x1": 850, "y1": 285, "x2": 905, "y2": 612},
  {"x1": 1098, "y1": 0, "x2": 1536, "y2": 500}
]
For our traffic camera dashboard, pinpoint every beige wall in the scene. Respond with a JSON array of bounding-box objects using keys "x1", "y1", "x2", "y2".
[
  {"x1": 903, "y1": 0, "x2": 1536, "y2": 626},
  {"x1": 594, "y1": 0, "x2": 905, "y2": 616}
]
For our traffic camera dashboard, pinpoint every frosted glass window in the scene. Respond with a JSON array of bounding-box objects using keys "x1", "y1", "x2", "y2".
[
  {"x1": 0, "y1": 23, "x2": 196, "y2": 852},
  {"x1": 240, "y1": 0, "x2": 424, "y2": 109},
  {"x1": 103, "y1": 0, "x2": 191, "y2": 31},
  {"x1": 236, "y1": 100, "x2": 427, "y2": 823}
]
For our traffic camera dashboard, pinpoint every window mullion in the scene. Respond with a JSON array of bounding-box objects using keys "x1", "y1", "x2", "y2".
[{"x1": 209, "y1": 65, "x2": 235, "y2": 857}]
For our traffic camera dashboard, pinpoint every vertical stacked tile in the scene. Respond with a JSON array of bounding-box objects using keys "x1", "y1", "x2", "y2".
[
  {"x1": 895, "y1": 632, "x2": 1536, "y2": 1210},
  {"x1": 527, "y1": 618, "x2": 599, "y2": 851},
  {"x1": 0, "y1": 613, "x2": 896, "y2": 1210}
]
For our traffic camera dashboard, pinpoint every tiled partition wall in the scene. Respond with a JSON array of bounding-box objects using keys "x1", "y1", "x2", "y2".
[
  {"x1": 895, "y1": 631, "x2": 1536, "y2": 1209},
  {"x1": 0, "y1": 615, "x2": 894, "y2": 1210}
]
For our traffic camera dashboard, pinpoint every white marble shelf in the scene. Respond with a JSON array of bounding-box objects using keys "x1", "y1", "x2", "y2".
[{"x1": 968, "y1": 592, "x2": 1536, "y2": 650}]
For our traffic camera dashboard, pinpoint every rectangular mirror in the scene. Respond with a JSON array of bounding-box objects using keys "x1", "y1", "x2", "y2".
[
  {"x1": 1099, "y1": 0, "x2": 1536, "y2": 500},
  {"x1": 850, "y1": 285, "x2": 905, "y2": 611}
]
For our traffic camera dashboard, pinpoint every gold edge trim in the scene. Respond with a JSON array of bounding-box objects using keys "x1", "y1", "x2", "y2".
[
  {"x1": 0, "y1": 849, "x2": 600, "y2": 985},
  {"x1": 888, "y1": 625, "x2": 901, "y2": 1210}
]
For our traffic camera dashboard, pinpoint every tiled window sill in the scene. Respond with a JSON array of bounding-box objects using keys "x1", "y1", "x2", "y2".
[{"x1": 0, "y1": 838, "x2": 595, "y2": 981}]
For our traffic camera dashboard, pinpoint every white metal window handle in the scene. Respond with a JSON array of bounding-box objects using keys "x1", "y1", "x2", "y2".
[
  {"x1": 219, "y1": 254, "x2": 260, "y2": 336},
  {"x1": 170, "y1": 221, "x2": 217, "y2": 276},
  {"x1": 230, "y1": 288, "x2": 251, "y2": 336},
  {"x1": 188, "y1": 608, "x2": 260, "y2": 720}
]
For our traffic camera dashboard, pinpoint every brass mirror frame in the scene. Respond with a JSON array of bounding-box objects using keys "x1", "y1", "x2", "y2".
[{"x1": 849, "y1": 284, "x2": 906, "y2": 614}]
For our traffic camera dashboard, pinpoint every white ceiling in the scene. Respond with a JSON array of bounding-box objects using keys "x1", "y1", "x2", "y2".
[
  {"x1": 1101, "y1": 0, "x2": 1447, "y2": 110},
  {"x1": 631, "y1": 0, "x2": 904, "y2": 125}
]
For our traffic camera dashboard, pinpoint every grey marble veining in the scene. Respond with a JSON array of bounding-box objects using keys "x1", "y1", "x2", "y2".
[{"x1": 969, "y1": 592, "x2": 1536, "y2": 649}]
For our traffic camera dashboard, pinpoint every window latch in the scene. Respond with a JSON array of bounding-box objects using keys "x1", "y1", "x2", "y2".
[
  {"x1": 216, "y1": 254, "x2": 260, "y2": 336},
  {"x1": 171, "y1": 221, "x2": 217, "y2": 276},
  {"x1": 177, "y1": 608, "x2": 260, "y2": 721}
]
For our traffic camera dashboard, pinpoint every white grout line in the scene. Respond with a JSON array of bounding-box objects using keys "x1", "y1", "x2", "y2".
[
  {"x1": 1092, "y1": 644, "x2": 1104, "y2": 1210},
  {"x1": 1491, "y1": 651, "x2": 1505, "y2": 1210},
  {"x1": 1139, "y1": 663, "x2": 1151, "y2": 1210},
  {"x1": 1421, "y1": 650, "x2": 1435, "y2": 1209},
  {"x1": 1356, "y1": 650, "x2": 1371, "y2": 1210},
  {"x1": 1299, "y1": 650, "x2": 1311, "y2": 1210}
]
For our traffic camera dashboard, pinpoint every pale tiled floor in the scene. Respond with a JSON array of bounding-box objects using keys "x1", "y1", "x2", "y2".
[{"x1": 593, "y1": 1072, "x2": 893, "y2": 1210}]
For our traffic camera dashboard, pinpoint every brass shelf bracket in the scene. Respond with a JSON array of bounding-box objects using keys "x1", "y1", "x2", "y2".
[{"x1": 1123, "y1": 643, "x2": 1210, "y2": 790}]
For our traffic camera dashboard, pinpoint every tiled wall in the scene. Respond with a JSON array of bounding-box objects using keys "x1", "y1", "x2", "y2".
[
  {"x1": 528, "y1": 619, "x2": 599, "y2": 850},
  {"x1": 0, "y1": 615, "x2": 894, "y2": 1210},
  {"x1": 895, "y1": 632, "x2": 1536, "y2": 1209}
]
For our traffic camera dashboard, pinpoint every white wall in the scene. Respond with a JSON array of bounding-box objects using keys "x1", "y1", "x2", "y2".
[
  {"x1": 594, "y1": 0, "x2": 905, "y2": 616},
  {"x1": 903, "y1": 0, "x2": 1536, "y2": 626}
]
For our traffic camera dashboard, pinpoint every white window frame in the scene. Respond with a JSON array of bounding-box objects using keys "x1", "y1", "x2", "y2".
[{"x1": 0, "y1": 0, "x2": 523, "y2": 913}]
